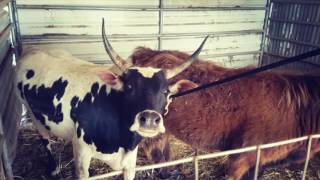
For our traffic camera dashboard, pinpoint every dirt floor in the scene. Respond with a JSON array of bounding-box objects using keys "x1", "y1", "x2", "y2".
[{"x1": 13, "y1": 127, "x2": 320, "y2": 180}]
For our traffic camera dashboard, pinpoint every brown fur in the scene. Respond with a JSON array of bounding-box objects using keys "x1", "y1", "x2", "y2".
[
  {"x1": 139, "y1": 133, "x2": 171, "y2": 163},
  {"x1": 139, "y1": 133, "x2": 173, "y2": 178},
  {"x1": 133, "y1": 47, "x2": 320, "y2": 180}
]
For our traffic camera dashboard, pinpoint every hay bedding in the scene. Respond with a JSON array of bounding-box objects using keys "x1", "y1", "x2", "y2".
[{"x1": 13, "y1": 126, "x2": 320, "y2": 180}]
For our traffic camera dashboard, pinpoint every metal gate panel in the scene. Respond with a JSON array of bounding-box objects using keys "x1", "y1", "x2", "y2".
[
  {"x1": 261, "y1": 0, "x2": 320, "y2": 73},
  {"x1": 0, "y1": 1, "x2": 22, "y2": 178},
  {"x1": 17, "y1": 0, "x2": 266, "y2": 68}
]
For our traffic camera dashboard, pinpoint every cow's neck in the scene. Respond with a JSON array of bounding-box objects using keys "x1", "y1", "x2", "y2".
[{"x1": 72, "y1": 87, "x2": 142, "y2": 154}]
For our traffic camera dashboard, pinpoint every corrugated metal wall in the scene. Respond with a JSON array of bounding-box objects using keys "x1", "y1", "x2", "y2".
[
  {"x1": 0, "y1": 0, "x2": 21, "y2": 179},
  {"x1": 16, "y1": 0, "x2": 266, "y2": 68},
  {"x1": 261, "y1": 0, "x2": 320, "y2": 73}
]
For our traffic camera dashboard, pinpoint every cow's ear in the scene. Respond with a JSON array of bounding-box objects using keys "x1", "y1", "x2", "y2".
[
  {"x1": 97, "y1": 71, "x2": 122, "y2": 87},
  {"x1": 169, "y1": 79, "x2": 198, "y2": 94}
]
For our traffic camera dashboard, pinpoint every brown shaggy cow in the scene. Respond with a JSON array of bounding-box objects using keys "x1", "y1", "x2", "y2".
[{"x1": 132, "y1": 47, "x2": 320, "y2": 180}]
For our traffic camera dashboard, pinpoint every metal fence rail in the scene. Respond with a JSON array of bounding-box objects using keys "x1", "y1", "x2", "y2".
[{"x1": 88, "y1": 134, "x2": 320, "y2": 180}]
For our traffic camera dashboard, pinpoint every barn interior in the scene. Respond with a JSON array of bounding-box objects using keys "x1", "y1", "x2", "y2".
[{"x1": 1, "y1": 0, "x2": 320, "y2": 179}]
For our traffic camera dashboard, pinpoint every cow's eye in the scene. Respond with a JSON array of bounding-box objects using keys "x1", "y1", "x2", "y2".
[
  {"x1": 162, "y1": 89, "x2": 169, "y2": 94},
  {"x1": 126, "y1": 85, "x2": 132, "y2": 91}
]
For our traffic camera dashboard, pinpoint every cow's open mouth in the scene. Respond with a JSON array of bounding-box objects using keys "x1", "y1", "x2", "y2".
[{"x1": 136, "y1": 129, "x2": 160, "y2": 137}]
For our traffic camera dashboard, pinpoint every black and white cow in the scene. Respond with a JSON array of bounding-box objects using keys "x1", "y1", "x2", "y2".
[{"x1": 15, "y1": 19, "x2": 209, "y2": 179}]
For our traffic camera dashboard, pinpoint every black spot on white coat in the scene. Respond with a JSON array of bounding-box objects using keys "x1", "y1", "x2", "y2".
[
  {"x1": 26, "y1": 70, "x2": 35, "y2": 79},
  {"x1": 18, "y1": 78, "x2": 68, "y2": 127}
]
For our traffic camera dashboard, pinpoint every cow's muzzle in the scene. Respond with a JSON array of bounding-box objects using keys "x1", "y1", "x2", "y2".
[{"x1": 130, "y1": 110, "x2": 165, "y2": 137}]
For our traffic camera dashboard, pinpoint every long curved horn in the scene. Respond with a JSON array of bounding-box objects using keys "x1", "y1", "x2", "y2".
[
  {"x1": 102, "y1": 18, "x2": 128, "y2": 71},
  {"x1": 165, "y1": 35, "x2": 209, "y2": 79}
]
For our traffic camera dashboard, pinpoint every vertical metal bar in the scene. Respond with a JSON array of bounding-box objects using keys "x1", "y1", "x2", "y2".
[
  {"x1": 194, "y1": 154, "x2": 199, "y2": 180},
  {"x1": 259, "y1": 0, "x2": 271, "y2": 66},
  {"x1": 281, "y1": 3, "x2": 288, "y2": 57},
  {"x1": 296, "y1": 3, "x2": 308, "y2": 70},
  {"x1": 9, "y1": 0, "x2": 22, "y2": 57},
  {"x1": 253, "y1": 145, "x2": 261, "y2": 180},
  {"x1": 8, "y1": 2, "x2": 16, "y2": 44},
  {"x1": 302, "y1": 5, "x2": 312, "y2": 50},
  {"x1": 314, "y1": 7, "x2": 320, "y2": 64},
  {"x1": 275, "y1": 3, "x2": 282, "y2": 58},
  {"x1": 273, "y1": 3, "x2": 282, "y2": 64},
  {"x1": 314, "y1": 5, "x2": 320, "y2": 46},
  {"x1": 293, "y1": 4, "x2": 302, "y2": 60},
  {"x1": 287, "y1": 3, "x2": 294, "y2": 57},
  {"x1": 287, "y1": 4, "x2": 294, "y2": 57},
  {"x1": 157, "y1": 0, "x2": 163, "y2": 50},
  {"x1": 291, "y1": 3, "x2": 298, "y2": 59},
  {"x1": 302, "y1": 136, "x2": 313, "y2": 180},
  {"x1": 8, "y1": 3, "x2": 17, "y2": 64},
  {"x1": 273, "y1": 21, "x2": 280, "y2": 63},
  {"x1": 266, "y1": 2, "x2": 276, "y2": 65},
  {"x1": 282, "y1": 6, "x2": 287, "y2": 57},
  {"x1": 310, "y1": 5, "x2": 318, "y2": 44}
]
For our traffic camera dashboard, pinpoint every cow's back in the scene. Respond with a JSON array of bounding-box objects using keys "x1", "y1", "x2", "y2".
[{"x1": 16, "y1": 48, "x2": 107, "y2": 140}]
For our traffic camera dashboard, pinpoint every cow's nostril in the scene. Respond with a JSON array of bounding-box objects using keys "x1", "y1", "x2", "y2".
[
  {"x1": 140, "y1": 116, "x2": 146, "y2": 124},
  {"x1": 155, "y1": 117, "x2": 160, "y2": 124}
]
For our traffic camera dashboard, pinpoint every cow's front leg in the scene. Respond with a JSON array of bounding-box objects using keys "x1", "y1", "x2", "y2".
[
  {"x1": 72, "y1": 139, "x2": 93, "y2": 179},
  {"x1": 122, "y1": 147, "x2": 138, "y2": 180}
]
